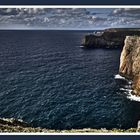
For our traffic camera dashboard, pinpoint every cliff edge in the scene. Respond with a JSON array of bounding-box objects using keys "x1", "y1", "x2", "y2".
[{"x1": 119, "y1": 36, "x2": 140, "y2": 96}]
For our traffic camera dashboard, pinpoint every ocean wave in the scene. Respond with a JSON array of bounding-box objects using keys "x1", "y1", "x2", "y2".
[
  {"x1": 114, "y1": 74, "x2": 132, "y2": 84},
  {"x1": 114, "y1": 74, "x2": 126, "y2": 80},
  {"x1": 115, "y1": 74, "x2": 140, "y2": 102},
  {"x1": 120, "y1": 88, "x2": 132, "y2": 92},
  {"x1": 119, "y1": 87, "x2": 140, "y2": 102},
  {"x1": 127, "y1": 92, "x2": 140, "y2": 102}
]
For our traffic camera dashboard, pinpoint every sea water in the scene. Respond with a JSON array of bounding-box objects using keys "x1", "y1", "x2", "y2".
[{"x1": 0, "y1": 30, "x2": 140, "y2": 129}]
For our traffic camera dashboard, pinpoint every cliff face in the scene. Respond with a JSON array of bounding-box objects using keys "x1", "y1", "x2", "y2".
[
  {"x1": 83, "y1": 28, "x2": 140, "y2": 48},
  {"x1": 119, "y1": 36, "x2": 140, "y2": 96}
]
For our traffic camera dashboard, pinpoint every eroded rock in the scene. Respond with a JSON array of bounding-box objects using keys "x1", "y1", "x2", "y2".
[{"x1": 119, "y1": 36, "x2": 140, "y2": 96}]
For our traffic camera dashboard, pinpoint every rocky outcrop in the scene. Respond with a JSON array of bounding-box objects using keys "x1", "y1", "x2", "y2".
[
  {"x1": 0, "y1": 117, "x2": 53, "y2": 132},
  {"x1": 0, "y1": 118, "x2": 29, "y2": 127},
  {"x1": 83, "y1": 28, "x2": 140, "y2": 48},
  {"x1": 119, "y1": 36, "x2": 140, "y2": 96}
]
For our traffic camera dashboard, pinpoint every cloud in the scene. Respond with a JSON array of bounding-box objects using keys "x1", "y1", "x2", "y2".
[
  {"x1": 0, "y1": 8, "x2": 139, "y2": 29},
  {"x1": 107, "y1": 8, "x2": 140, "y2": 28},
  {"x1": 111, "y1": 8, "x2": 140, "y2": 15}
]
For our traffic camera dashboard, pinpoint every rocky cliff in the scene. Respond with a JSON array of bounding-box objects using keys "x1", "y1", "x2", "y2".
[
  {"x1": 119, "y1": 36, "x2": 140, "y2": 96},
  {"x1": 83, "y1": 28, "x2": 140, "y2": 48}
]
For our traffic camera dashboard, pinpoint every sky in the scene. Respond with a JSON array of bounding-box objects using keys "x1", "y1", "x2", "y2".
[{"x1": 0, "y1": 8, "x2": 140, "y2": 29}]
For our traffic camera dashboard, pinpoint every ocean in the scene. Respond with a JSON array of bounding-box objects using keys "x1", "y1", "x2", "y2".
[{"x1": 0, "y1": 30, "x2": 140, "y2": 130}]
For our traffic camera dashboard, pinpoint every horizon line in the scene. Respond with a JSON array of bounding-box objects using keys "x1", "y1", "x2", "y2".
[{"x1": 0, "y1": 27, "x2": 139, "y2": 30}]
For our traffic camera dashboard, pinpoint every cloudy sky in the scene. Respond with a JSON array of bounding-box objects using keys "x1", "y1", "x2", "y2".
[{"x1": 0, "y1": 8, "x2": 140, "y2": 29}]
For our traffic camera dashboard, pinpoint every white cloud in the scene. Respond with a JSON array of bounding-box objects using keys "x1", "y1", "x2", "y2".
[{"x1": 0, "y1": 8, "x2": 139, "y2": 29}]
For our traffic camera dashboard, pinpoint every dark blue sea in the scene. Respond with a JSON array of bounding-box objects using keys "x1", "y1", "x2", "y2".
[{"x1": 0, "y1": 30, "x2": 140, "y2": 130}]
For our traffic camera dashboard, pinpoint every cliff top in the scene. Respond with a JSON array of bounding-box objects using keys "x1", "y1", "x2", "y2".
[{"x1": 104, "y1": 28, "x2": 140, "y2": 32}]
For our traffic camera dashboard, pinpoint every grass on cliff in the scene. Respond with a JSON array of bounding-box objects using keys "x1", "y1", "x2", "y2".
[
  {"x1": 0, "y1": 118, "x2": 138, "y2": 133},
  {"x1": 0, "y1": 125, "x2": 138, "y2": 133}
]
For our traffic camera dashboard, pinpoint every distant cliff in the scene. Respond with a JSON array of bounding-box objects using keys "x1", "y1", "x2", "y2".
[
  {"x1": 119, "y1": 36, "x2": 140, "y2": 96},
  {"x1": 82, "y1": 28, "x2": 140, "y2": 48}
]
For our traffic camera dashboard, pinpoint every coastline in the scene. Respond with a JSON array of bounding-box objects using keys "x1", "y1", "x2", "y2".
[{"x1": 0, "y1": 118, "x2": 137, "y2": 133}]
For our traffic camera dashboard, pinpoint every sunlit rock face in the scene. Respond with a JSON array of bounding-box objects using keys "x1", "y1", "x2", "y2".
[{"x1": 119, "y1": 36, "x2": 140, "y2": 96}]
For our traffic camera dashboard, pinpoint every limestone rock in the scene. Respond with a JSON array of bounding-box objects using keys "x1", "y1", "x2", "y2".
[{"x1": 119, "y1": 36, "x2": 140, "y2": 96}]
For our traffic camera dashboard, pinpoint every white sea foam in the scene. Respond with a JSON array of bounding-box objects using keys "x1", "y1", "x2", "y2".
[
  {"x1": 120, "y1": 88, "x2": 132, "y2": 92},
  {"x1": 115, "y1": 74, "x2": 140, "y2": 102},
  {"x1": 120, "y1": 86, "x2": 140, "y2": 102},
  {"x1": 114, "y1": 74, "x2": 126, "y2": 80},
  {"x1": 127, "y1": 92, "x2": 140, "y2": 102},
  {"x1": 114, "y1": 74, "x2": 132, "y2": 84}
]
